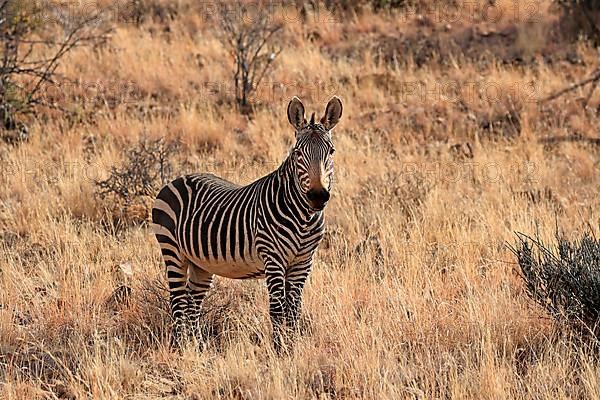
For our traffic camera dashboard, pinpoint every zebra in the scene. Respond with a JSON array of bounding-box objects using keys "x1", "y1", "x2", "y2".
[{"x1": 151, "y1": 96, "x2": 343, "y2": 351}]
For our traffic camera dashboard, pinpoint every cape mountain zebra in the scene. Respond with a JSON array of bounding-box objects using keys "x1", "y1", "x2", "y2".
[{"x1": 152, "y1": 96, "x2": 343, "y2": 351}]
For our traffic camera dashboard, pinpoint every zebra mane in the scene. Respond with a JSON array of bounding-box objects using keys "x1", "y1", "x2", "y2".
[
  {"x1": 307, "y1": 112, "x2": 326, "y2": 132},
  {"x1": 298, "y1": 112, "x2": 327, "y2": 137}
]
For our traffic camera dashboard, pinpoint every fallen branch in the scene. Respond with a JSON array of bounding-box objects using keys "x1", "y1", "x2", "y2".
[{"x1": 538, "y1": 68, "x2": 600, "y2": 103}]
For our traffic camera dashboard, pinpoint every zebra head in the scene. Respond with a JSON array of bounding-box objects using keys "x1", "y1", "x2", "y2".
[{"x1": 287, "y1": 96, "x2": 343, "y2": 211}]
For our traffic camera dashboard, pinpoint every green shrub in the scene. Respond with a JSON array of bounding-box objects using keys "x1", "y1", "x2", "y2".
[{"x1": 511, "y1": 231, "x2": 600, "y2": 339}]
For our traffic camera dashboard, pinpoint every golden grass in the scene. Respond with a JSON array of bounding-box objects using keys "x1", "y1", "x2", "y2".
[{"x1": 1, "y1": 1, "x2": 599, "y2": 398}]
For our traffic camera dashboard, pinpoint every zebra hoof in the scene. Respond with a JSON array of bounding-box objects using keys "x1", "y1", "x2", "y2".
[
  {"x1": 170, "y1": 336, "x2": 184, "y2": 350},
  {"x1": 273, "y1": 336, "x2": 293, "y2": 356},
  {"x1": 170, "y1": 325, "x2": 190, "y2": 349}
]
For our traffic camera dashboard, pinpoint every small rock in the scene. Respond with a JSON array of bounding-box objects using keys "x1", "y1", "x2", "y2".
[
  {"x1": 113, "y1": 262, "x2": 133, "y2": 285},
  {"x1": 51, "y1": 380, "x2": 77, "y2": 400}
]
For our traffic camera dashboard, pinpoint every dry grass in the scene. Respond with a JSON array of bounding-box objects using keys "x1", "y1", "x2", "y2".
[{"x1": 1, "y1": 0, "x2": 600, "y2": 398}]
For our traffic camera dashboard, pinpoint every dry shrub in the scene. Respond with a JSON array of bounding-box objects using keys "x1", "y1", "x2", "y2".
[
  {"x1": 512, "y1": 231, "x2": 600, "y2": 340},
  {"x1": 95, "y1": 138, "x2": 180, "y2": 227},
  {"x1": 218, "y1": 2, "x2": 283, "y2": 112},
  {"x1": 555, "y1": 0, "x2": 600, "y2": 45},
  {"x1": 0, "y1": 0, "x2": 110, "y2": 142}
]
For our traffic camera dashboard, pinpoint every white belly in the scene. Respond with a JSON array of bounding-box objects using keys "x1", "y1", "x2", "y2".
[{"x1": 190, "y1": 254, "x2": 265, "y2": 279}]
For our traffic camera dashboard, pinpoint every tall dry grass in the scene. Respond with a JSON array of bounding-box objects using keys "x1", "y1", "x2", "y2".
[{"x1": 0, "y1": 0, "x2": 599, "y2": 398}]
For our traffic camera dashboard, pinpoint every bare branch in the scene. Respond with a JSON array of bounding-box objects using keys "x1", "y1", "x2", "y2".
[
  {"x1": 217, "y1": 1, "x2": 282, "y2": 113},
  {"x1": 0, "y1": 0, "x2": 111, "y2": 137},
  {"x1": 538, "y1": 69, "x2": 600, "y2": 103}
]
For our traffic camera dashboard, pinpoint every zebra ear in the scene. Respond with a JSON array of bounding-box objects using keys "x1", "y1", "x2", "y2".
[
  {"x1": 287, "y1": 96, "x2": 306, "y2": 132},
  {"x1": 321, "y1": 96, "x2": 343, "y2": 130}
]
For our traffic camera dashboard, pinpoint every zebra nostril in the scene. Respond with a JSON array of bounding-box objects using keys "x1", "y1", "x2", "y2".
[{"x1": 307, "y1": 189, "x2": 330, "y2": 203}]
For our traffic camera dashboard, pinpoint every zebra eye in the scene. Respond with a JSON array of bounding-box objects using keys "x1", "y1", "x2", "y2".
[{"x1": 329, "y1": 147, "x2": 335, "y2": 155}]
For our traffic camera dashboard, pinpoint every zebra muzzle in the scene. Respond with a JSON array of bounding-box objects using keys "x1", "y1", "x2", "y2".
[{"x1": 307, "y1": 188, "x2": 330, "y2": 210}]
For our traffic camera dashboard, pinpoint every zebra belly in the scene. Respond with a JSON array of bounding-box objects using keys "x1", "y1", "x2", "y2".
[{"x1": 188, "y1": 254, "x2": 265, "y2": 279}]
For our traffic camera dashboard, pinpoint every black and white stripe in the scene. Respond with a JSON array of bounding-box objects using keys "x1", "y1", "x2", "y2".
[{"x1": 152, "y1": 96, "x2": 343, "y2": 351}]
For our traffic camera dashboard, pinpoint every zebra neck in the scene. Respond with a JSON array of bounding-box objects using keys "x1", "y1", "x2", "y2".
[{"x1": 275, "y1": 154, "x2": 317, "y2": 223}]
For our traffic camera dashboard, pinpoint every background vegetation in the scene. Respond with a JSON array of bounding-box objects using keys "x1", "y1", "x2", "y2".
[{"x1": 0, "y1": 0, "x2": 599, "y2": 398}]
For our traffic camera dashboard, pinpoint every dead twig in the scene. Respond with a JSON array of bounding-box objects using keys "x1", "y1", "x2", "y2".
[
  {"x1": 0, "y1": 1, "x2": 111, "y2": 137},
  {"x1": 538, "y1": 69, "x2": 600, "y2": 104},
  {"x1": 217, "y1": 1, "x2": 283, "y2": 113}
]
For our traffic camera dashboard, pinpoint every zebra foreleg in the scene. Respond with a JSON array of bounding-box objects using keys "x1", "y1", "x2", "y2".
[
  {"x1": 265, "y1": 262, "x2": 288, "y2": 354},
  {"x1": 187, "y1": 263, "x2": 213, "y2": 345},
  {"x1": 285, "y1": 261, "x2": 311, "y2": 334}
]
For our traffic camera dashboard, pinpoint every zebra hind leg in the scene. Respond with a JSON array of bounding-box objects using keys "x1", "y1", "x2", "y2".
[
  {"x1": 187, "y1": 262, "x2": 213, "y2": 346},
  {"x1": 157, "y1": 242, "x2": 190, "y2": 347}
]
